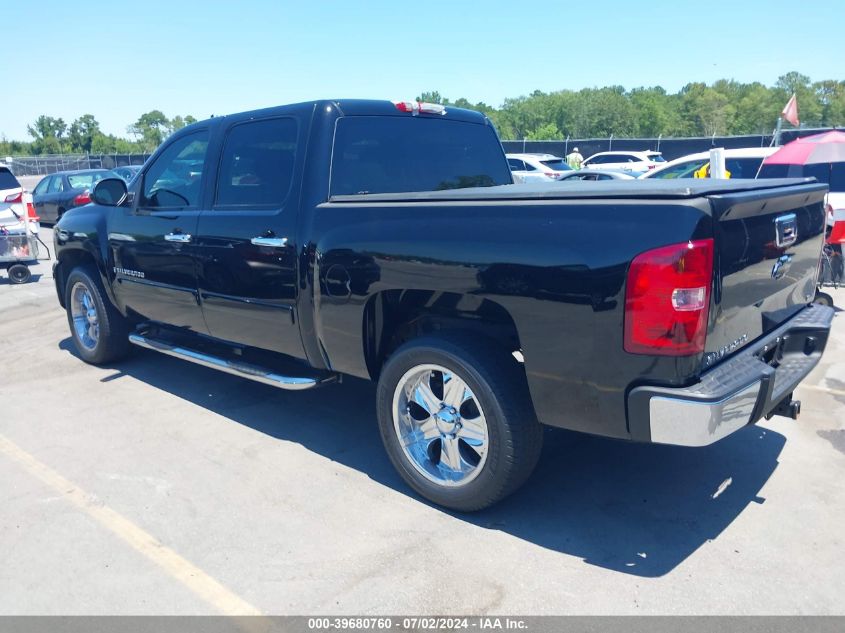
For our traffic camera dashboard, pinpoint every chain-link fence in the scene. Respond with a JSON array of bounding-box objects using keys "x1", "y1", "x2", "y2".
[{"x1": 4, "y1": 153, "x2": 152, "y2": 176}]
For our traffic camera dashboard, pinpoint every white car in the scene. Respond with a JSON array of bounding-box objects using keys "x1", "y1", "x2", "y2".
[
  {"x1": 582, "y1": 150, "x2": 665, "y2": 174},
  {"x1": 0, "y1": 164, "x2": 28, "y2": 234},
  {"x1": 642, "y1": 147, "x2": 778, "y2": 180},
  {"x1": 556, "y1": 169, "x2": 636, "y2": 182},
  {"x1": 506, "y1": 153, "x2": 572, "y2": 183}
]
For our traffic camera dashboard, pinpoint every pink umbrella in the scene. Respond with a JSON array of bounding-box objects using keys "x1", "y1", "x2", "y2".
[{"x1": 763, "y1": 130, "x2": 845, "y2": 165}]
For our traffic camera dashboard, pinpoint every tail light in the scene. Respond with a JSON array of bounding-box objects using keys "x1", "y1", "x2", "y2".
[
  {"x1": 544, "y1": 172, "x2": 558, "y2": 179},
  {"x1": 73, "y1": 191, "x2": 92, "y2": 206},
  {"x1": 624, "y1": 239, "x2": 714, "y2": 356},
  {"x1": 647, "y1": 164, "x2": 656, "y2": 170},
  {"x1": 25, "y1": 200, "x2": 38, "y2": 221},
  {"x1": 4, "y1": 191, "x2": 23, "y2": 203}
]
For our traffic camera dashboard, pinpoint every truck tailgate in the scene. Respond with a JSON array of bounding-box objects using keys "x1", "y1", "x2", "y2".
[{"x1": 705, "y1": 182, "x2": 828, "y2": 368}]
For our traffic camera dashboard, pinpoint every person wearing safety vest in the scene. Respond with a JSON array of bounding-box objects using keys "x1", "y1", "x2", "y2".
[
  {"x1": 566, "y1": 148, "x2": 583, "y2": 170},
  {"x1": 693, "y1": 163, "x2": 731, "y2": 179}
]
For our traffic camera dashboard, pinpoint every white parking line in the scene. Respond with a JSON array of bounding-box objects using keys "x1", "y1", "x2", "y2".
[{"x1": 0, "y1": 434, "x2": 262, "y2": 616}]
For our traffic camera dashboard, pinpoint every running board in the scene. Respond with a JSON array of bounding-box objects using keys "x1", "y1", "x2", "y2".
[{"x1": 128, "y1": 333, "x2": 337, "y2": 391}]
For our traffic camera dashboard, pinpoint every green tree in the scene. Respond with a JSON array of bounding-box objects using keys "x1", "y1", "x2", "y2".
[
  {"x1": 732, "y1": 83, "x2": 781, "y2": 134},
  {"x1": 26, "y1": 115, "x2": 68, "y2": 154},
  {"x1": 680, "y1": 83, "x2": 735, "y2": 135},
  {"x1": 525, "y1": 122, "x2": 562, "y2": 140},
  {"x1": 68, "y1": 114, "x2": 102, "y2": 153},
  {"x1": 814, "y1": 80, "x2": 845, "y2": 127},
  {"x1": 776, "y1": 72, "x2": 822, "y2": 126},
  {"x1": 628, "y1": 86, "x2": 682, "y2": 136},
  {"x1": 128, "y1": 110, "x2": 170, "y2": 151},
  {"x1": 416, "y1": 91, "x2": 446, "y2": 104},
  {"x1": 169, "y1": 114, "x2": 198, "y2": 133}
]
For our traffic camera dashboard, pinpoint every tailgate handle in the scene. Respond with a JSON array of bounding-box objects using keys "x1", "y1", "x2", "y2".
[{"x1": 775, "y1": 213, "x2": 797, "y2": 248}]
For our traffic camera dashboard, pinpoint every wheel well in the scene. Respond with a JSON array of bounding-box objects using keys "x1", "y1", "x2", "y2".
[
  {"x1": 56, "y1": 249, "x2": 98, "y2": 307},
  {"x1": 363, "y1": 290, "x2": 523, "y2": 379}
]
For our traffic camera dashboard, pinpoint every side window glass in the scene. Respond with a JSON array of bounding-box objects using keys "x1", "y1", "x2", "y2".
[
  {"x1": 34, "y1": 177, "x2": 51, "y2": 195},
  {"x1": 523, "y1": 161, "x2": 537, "y2": 171},
  {"x1": 141, "y1": 130, "x2": 209, "y2": 209},
  {"x1": 215, "y1": 118, "x2": 298, "y2": 207},
  {"x1": 507, "y1": 158, "x2": 524, "y2": 171},
  {"x1": 48, "y1": 176, "x2": 63, "y2": 193}
]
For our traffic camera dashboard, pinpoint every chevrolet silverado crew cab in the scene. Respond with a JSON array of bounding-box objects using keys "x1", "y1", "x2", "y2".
[{"x1": 53, "y1": 99, "x2": 834, "y2": 511}]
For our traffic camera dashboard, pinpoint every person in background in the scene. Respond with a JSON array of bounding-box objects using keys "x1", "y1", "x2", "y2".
[{"x1": 567, "y1": 147, "x2": 583, "y2": 169}]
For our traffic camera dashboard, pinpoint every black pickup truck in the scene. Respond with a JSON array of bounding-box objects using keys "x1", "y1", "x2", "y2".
[{"x1": 53, "y1": 99, "x2": 834, "y2": 510}]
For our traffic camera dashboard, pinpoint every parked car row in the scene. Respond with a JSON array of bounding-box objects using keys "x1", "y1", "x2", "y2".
[
  {"x1": 23, "y1": 165, "x2": 142, "y2": 224},
  {"x1": 507, "y1": 147, "x2": 776, "y2": 185},
  {"x1": 507, "y1": 150, "x2": 665, "y2": 182}
]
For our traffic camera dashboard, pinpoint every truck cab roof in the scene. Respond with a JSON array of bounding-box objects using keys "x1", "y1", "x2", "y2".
[{"x1": 188, "y1": 99, "x2": 491, "y2": 131}]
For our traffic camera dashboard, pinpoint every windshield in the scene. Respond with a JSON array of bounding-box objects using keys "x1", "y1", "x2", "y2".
[{"x1": 649, "y1": 159, "x2": 708, "y2": 179}]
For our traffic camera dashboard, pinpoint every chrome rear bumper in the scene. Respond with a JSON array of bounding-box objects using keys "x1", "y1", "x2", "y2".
[{"x1": 627, "y1": 303, "x2": 834, "y2": 447}]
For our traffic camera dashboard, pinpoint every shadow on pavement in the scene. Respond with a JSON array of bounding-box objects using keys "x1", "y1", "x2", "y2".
[{"x1": 60, "y1": 338, "x2": 784, "y2": 578}]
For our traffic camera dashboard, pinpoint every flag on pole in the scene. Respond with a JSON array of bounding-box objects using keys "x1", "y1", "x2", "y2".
[{"x1": 781, "y1": 93, "x2": 799, "y2": 127}]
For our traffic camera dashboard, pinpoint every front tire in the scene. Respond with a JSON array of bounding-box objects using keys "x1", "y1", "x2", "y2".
[
  {"x1": 376, "y1": 335, "x2": 543, "y2": 511},
  {"x1": 65, "y1": 265, "x2": 131, "y2": 364}
]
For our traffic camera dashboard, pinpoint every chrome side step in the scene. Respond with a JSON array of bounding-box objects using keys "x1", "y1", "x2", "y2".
[{"x1": 128, "y1": 333, "x2": 336, "y2": 391}]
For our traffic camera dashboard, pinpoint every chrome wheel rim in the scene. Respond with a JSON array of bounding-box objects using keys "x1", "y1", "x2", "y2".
[
  {"x1": 70, "y1": 281, "x2": 99, "y2": 351},
  {"x1": 392, "y1": 364, "x2": 489, "y2": 487}
]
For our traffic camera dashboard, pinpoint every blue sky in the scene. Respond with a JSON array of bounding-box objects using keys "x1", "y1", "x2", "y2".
[{"x1": 3, "y1": 0, "x2": 843, "y2": 141}]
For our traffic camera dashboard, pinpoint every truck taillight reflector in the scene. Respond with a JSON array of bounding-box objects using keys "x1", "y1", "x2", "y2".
[
  {"x1": 393, "y1": 100, "x2": 447, "y2": 115},
  {"x1": 624, "y1": 239, "x2": 714, "y2": 356}
]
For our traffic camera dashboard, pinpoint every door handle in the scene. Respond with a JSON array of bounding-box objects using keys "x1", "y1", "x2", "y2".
[
  {"x1": 164, "y1": 233, "x2": 192, "y2": 243},
  {"x1": 250, "y1": 237, "x2": 288, "y2": 247}
]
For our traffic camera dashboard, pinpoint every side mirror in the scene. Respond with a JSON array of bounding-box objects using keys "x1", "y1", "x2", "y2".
[{"x1": 92, "y1": 178, "x2": 128, "y2": 206}]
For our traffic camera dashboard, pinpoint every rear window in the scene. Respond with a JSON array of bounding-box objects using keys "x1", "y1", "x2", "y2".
[
  {"x1": 0, "y1": 167, "x2": 21, "y2": 191},
  {"x1": 540, "y1": 159, "x2": 571, "y2": 171},
  {"x1": 330, "y1": 116, "x2": 511, "y2": 195},
  {"x1": 67, "y1": 171, "x2": 114, "y2": 189},
  {"x1": 649, "y1": 155, "x2": 666, "y2": 163}
]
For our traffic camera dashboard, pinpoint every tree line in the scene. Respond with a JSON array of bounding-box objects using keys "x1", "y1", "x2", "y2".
[
  {"x1": 418, "y1": 72, "x2": 845, "y2": 141},
  {"x1": 0, "y1": 110, "x2": 197, "y2": 156},
  {"x1": 3, "y1": 72, "x2": 844, "y2": 156}
]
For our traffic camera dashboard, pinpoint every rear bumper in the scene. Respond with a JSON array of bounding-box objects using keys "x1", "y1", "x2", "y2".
[{"x1": 628, "y1": 303, "x2": 834, "y2": 446}]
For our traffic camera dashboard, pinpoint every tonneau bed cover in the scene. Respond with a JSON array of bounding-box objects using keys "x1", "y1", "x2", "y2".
[{"x1": 330, "y1": 177, "x2": 825, "y2": 203}]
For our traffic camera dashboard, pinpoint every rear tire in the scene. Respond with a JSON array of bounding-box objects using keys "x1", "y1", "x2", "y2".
[
  {"x1": 64, "y1": 265, "x2": 131, "y2": 364},
  {"x1": 8, "y1": 264, "x2": 31, "y2": 284},
  {"x1": 376, "y1": 334, "x2": 543, "y2": 511},
  {"x1": 57, "y1": 207, "x2": 66, "y2": 221}
]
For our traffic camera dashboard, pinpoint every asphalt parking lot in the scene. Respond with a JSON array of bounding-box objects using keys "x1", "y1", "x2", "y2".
[{"x1": 1, "y1": 226, "x2": 844, "y2": 615}]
